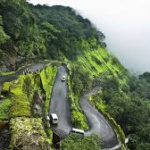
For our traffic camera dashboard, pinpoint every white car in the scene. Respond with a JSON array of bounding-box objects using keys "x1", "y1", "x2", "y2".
[
  {"x1": 71, "y1": 128, "x2": 84, "y2": 135},
  {"x1": 61, "y1": 75, "x2": 66, "y2": 81},
  {"x1": 50, "y1": 113, "x2": 59, "y2": 125}
]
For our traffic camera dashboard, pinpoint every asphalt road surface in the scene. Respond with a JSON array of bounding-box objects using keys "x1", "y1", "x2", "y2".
[
  {"x1": 80, "y1": 95, "x2": 119, "y2": 149},
  {"x1": 50, "y1": 66, "x2": 119, "y2": 149},
  {"x1": 50, "y1": 66, "x2": 72, "y2": 139},
  {"x1": 0, "y1": 64, "x2": 120, "y2": 149}
]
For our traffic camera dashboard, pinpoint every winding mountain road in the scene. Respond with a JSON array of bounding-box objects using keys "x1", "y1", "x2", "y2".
[
  {"x1": 80, "y1": 94, "x2": 119, "y2": 149},
  {"x1": 50, "y1": 66, "x2": 120, "y2": 149},
  {"x1": 0, "y1": 64, "x2": 120, "y2": 149},
  {"x1": 50, "y1": 66, "x2": 72, "y2": 139}
]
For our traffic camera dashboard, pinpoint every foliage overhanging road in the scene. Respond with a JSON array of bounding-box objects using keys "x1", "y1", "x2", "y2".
[{"x1": 50, "y1": 66, "x2": 119, "y2": 149}]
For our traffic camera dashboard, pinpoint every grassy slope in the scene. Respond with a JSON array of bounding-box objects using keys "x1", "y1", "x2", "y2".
[
  {"x1": 67, "y1": 39, "x2": 129, "y2": 130},
  {"x1": 68, "y1": 41, "x2": 128, "y2": 146},
  {"x1": 0, "y1": 64, "x2": 57, "y2": 149},
  {"x1": 71, "y1": 40, "x2": 129, "y2": 83},
  {"x1": 0, "y1": 98, "x2": 11, "y2": 120},
  {"x1": 10, "y1": 75, "x2": 34, "y2": 117},
  {"x1": 40, "y1": 65, "x2": 57, "y2": 117}
]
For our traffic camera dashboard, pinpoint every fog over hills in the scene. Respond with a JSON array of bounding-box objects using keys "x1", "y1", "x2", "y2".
[{"x1": 29, "y1": 0, "x2": 150, "y2": 74}]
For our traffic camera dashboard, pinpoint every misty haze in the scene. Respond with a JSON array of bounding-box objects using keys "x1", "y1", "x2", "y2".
[{"x1": 30, "y1": 0, "x2": 150, "y2": 73}]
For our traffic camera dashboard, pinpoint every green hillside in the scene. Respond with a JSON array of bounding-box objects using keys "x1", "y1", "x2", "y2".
[
  {"x1": 2, "y1": 0, "x2": 149, "y2": 150},
  {"x1": 0, "y1": 1, "x2": 128, "y2": 79},
  {"x1": 0, "y1": 0, "x2": 129, "y2": 104}
]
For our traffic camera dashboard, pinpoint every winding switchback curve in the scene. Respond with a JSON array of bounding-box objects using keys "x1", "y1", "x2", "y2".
[
  {"x1": 80, "y1": 90, "x2": 119, "y2": 149},
  {"x1": 50, "y1": 66, "x2": 120, "y2": 149},
  {"x1": 0, "y1": 64, "x2": 120, "y2": 149}
]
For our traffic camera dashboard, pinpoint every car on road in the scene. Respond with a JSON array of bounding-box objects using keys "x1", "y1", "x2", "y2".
[
  {"x1": 61, "y1": 75, "x2": 66, "y2": 81},
  {"x1": 71, "y1": 128, "x2": 84, "y2": 135},
  {"x1": 50, "y1": 113, "x2": 59, "y2": 125}
]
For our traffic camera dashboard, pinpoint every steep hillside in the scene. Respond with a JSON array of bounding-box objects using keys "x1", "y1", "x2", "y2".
[
  {"x1": 0, "y1": 1, "x2": 128, "y2": 80},
  {"x1": 0, "y1": 1, "x2": 129, "y2": 130},
  {"x1": 0, "y1": 1, "x2": 131, "y2": 150},
  {"x1": 1, "y1": 1, "x2": 150, "y2": 150}
]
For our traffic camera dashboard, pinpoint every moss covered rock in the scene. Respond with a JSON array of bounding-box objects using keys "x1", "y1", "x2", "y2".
[
  {"x1": 10, "y1": 117, "x2": 51, "y2": 150},
  {"x1": 1, "y1": 82, "x2": 12, "y2": 96}
]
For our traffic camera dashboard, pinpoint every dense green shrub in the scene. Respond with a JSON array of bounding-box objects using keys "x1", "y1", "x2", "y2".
[
  {"x1": 61, "y1": 134, "x2": 101, "y2": 150},
  {"x1": 10, "y1": 117, "x2": 51, "y2": 150},
  {"x1": 40, "y1": 65, "x2": 57, "y2": 117},
  {"x1": 101, "y1": 73, "x2": 150, "y2": 150},
  {"x1": 0, "y1": 99, "x2": 11, "y2": 120}
]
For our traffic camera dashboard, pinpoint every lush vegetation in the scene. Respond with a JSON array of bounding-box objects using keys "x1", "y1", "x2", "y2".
[
  {"x1": 0, "y1": 98, "x2": 11, "y2": 120},
  {"x1": 10, "y1": 117, "x2": 50, "y2": 150},
  {"x1": 84, "y1": 72, "x2": 150, "y2": 150},
  {"x1": 89, "y1": 92, "x2": 125, "y2": 143},
  {"x1": 0, "y1": 0, "x2": 106, "y2": 64},
  {"x1": 40, "y1": 65, "x2": 57, "y2": 117},
  {"x1": 68, "y1": 74, "x2": 89, "y2": 130},
  {"x1": 0, "y1": 0, "x2": 129, "y2": 133},
  {"x1": 90, "y1": 72, "x2": 150, "y2": 150},
  {"x1": 0, "y1": 64, "x2": 57, "y2": 149},
  {"x1": 61, "y1": 134, "x2": 101, "y2": 150},
  {"x1": 1, "y1": 0, "x2": 150, "y2": 150}
]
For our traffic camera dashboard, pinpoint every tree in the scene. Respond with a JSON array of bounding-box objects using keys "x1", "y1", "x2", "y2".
[
  {"x1": 61, "y1": 134, "x2": 101, "y2": 150},
  {"x1": 0, "y1": 15, "x2": 9, "y2": 44}
]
